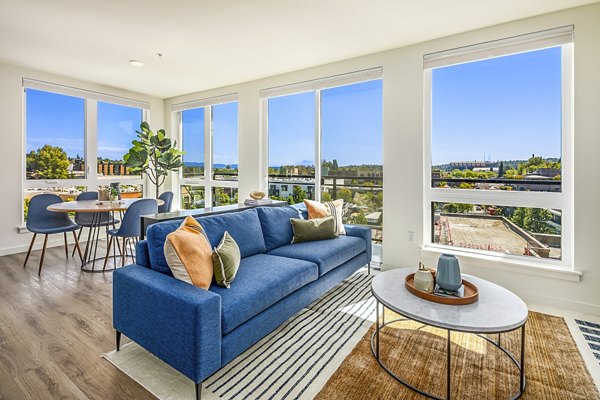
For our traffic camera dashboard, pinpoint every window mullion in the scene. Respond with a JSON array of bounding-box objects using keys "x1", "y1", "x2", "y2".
[
  {"x1": 86, "y1": 99, "x2": 98, "y2": 191},
  {"x1": 315, "y1": 90, "x2": 321, "y2": 201},
  {"x1": 204, "y1": 106, "x2": 213, "y2": 207}
]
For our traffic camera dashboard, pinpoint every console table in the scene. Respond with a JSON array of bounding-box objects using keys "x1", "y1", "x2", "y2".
[{"x1": 139, "y1": 200, "x2": 288, "y2": 239}]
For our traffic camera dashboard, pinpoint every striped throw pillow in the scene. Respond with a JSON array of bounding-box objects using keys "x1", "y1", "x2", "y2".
[{"x1": 303, "y1": 198, "x2": 346, "y2": 235}]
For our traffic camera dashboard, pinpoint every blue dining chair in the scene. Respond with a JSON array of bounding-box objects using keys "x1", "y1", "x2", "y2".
[
  {"x1": 157, "y1": 191, "x2": 174, "y2": 213},
  {"x1": 72, "y1": 191, "x2": 120, "y2": 256},
  {"x1": 104, "y1": 199, "x2": 158, "y2": 269},
  {"x1": 24, "y1": 194, "x2": 83, "y2": 275}
]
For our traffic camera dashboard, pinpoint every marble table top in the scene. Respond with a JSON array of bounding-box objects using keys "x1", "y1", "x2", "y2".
[{"x1": 372, "y1": 268, "x2": 528, "y2": 333}]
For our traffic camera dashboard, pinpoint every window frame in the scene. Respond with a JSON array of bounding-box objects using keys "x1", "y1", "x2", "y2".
[
  {"x1": 422, "y1": 32, "x2": 574, "y2": 269},
  {"x1": 22, "y1": 81, "x2": 148, "y2": 226},
  {"x1": 174, "y1": 95, "x2": 239, "y2": 209},
  {"x1": 261, "y1": 68, "x2": 383, "y2": 204}
]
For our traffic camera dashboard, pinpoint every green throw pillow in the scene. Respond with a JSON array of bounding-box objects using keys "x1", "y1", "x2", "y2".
[
  {"x1": 212, "y1": 231, "x2": 241, "y2": 288},
  {"x1": 290, "y1": 216, "x2": 337, "y2": 244}
]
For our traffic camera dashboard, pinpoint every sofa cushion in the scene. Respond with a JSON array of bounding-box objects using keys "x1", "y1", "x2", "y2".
[
  {"x1": 210, "y1": 254, "x2": 318, "y2": 334},
  {"x1": 146, "y1": 208, "x2": 267, "y2": 275},
  {"x1": 164, "y1": 216, "x2": 213, "y2": 289},
  {"x1": 267, "y1": 235, "x2": 366, "y2": 276},
  {"x1": 256, "y1": 206, "x2": 303, "y2": 251},
  {"x1": 200, "y1": 209, "x2": 267, "y2": 258}
]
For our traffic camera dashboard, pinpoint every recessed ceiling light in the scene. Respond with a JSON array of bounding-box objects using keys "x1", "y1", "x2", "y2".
[{"x1": 129, "y1": 60, "x2": 144, "y2": 67}]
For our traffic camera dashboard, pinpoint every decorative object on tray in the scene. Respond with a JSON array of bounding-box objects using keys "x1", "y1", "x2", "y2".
[
  {"x1": 249, "y1": 190, "x2": 266, "y2": 200},
  {"x1": 436, "y1": 253, "x2": 462, "y2": 291},
  {"x1": 433, "y1": 284, "x2": 465, "y2": 298},
  {"x1": 413, "y1": 262, "x2": 434, "y2": 293},
  {"x1": 405, "y1": 272, "x2": 479, "y2": 305},
  {"x1": 244, "y1": 198, "x2": 273, "y2": 206},
  {"x1": 97, "y1": 186, "x2": 125, "y2": 204}
]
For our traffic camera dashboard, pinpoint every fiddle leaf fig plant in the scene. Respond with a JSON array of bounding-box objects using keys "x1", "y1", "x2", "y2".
[{"x1": 123, "y1": 121, "x2": 184, "y2": 199}]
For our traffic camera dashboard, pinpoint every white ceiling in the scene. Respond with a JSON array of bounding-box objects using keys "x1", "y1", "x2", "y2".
[{"x1": 0, "y1": 0, "x2": 596, "y2": 98}]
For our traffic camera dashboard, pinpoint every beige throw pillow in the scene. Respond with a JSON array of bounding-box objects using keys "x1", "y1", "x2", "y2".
[
  {"x1": 164, "y1": 216, "x2": 213, "y2": 289},
  {"x1": 303, "y1": 198, "x2": 346, "y2": 235}
]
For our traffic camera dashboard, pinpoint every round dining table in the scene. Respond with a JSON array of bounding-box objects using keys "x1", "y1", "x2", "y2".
[{"x1": 48, "y1": 198, "x2": 163, "y2": 272}]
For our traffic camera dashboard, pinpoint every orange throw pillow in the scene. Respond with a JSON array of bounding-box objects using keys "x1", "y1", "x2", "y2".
[
  {"x1": 164, "y1": 216, "x2": 213, "y2": 289},
  {"x1": 303, "y1": 198, "x2": 346, "y2": 235}
]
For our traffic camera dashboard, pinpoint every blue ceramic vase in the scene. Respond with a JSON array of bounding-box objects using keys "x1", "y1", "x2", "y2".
[{"x1": 436, "y1": 254, "x2": 462, "y2": 291}]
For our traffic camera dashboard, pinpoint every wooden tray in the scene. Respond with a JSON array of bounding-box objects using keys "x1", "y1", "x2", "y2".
[{"x1": 405, "y1": 272, "x2": 479, "y2": 305}]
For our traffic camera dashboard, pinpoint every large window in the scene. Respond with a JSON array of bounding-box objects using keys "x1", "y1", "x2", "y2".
[
  {"x1": 425, "y1": 27, "x2": 573, "y2": 266},
  {"x1": 23, "y1": 81, "x2": 148, "y2": 221},
  {"x1": 26, "y1": 89, "x2": 85, "y2": 180},
  {"x1": 177, "y1": 97, "x2": 238, "y2": 209},
  {"x1": 267, "y1": 92, "x2": 316, "y2": 202},
  {"x1": 264, "y1": 70, "x2": 384, "y2": 246},
  {"x1": 97, "y1": 101, "x2": 143, "y2": 177}
]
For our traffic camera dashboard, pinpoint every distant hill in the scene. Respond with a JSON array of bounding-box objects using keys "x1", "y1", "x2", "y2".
[
  {"x1": 433, "y1": 158, "x2": 560, "y2": 171},
  {"x1": 184, "y1": 162, "x2": 238, "y2": 169}
]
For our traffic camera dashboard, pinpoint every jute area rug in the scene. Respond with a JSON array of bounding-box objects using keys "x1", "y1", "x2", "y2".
[{"x1": 316, "y1": 309, "x2": 600, "y2": 400}]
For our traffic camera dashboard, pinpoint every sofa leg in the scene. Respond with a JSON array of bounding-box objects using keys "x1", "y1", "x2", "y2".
[
  {"x1": 195, "y1": 382, "x2": 202, "y2": 400},
  {"x1": 368, "y1": 262, "x2": 371, "y2": 275},
  {"x1": 116, "y1": 330, "x2": 121, "y2": 351}
]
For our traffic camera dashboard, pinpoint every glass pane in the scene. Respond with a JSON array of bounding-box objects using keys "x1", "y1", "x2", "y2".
[
  {"x1": 97, "y1": 102, "x2": 143, "y2": 177},
  {"x1": 431, "y1": 47, "x2": 562, "y2": 192},
  {"x1": 321, "y1": 80, "x2": 383, "y2": 242},
  {"x1": 268, "y1": 92, "x2": 315, "y2": 203},
  {"x1": 212, "y1": 187, "x2": 238, "y2": 207},
  {"x1": 118, "y1": 184, "x2": 143, "y2": 198},
  {"x1": 24, "y1": 186, "x2": 86, "y2": 220},
  {"x1": 26, "y1": 89, "x2": 85, "y2": 180},
  {"x1": 182, "y1": 108, "x2": 205, "y2": 178},
  {"x1": 432, "y1": 202, "x2": 561, "y2": 260},
  {"x1": 180, "y1": 185, "x2": 205, "y2": 210},
  {"x1": 212, "y1": 102, "x2": 238, "y2": 181}
]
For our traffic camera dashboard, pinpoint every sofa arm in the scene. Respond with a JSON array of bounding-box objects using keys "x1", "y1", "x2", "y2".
[
  {"x1": 135, "y1": 240, "x2": 150, "y2": 268},
  {"x1": 113, "y1": 265, "x2": 222, "y2": 382},
  {"x1": 344, "y1": 224, "x2": 372, "y2": 262}
]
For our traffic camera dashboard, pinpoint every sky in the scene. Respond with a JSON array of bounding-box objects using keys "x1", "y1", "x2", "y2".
[
  {"x1": 26, "y1": 47, "x2": 560, "y2": 169},
  {"x1": 268, "y1": 79, "x2": 383, "y2": 167},
  {"x1": 431, "y1": 46, "x2": 562, "y2": 165},
  {"x1": 182, "y1": 102, "x2": 238, "y2": 166},
  {"x1": 26, "y1": 89, "x2": 142, "y2": 160}
]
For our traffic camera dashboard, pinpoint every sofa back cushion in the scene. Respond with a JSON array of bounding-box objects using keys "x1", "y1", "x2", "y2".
[
  {"x1": 256, "y1": 206, "x2": 303, "y2": 252},
  {"x1": 146, "y1": 208, "x2": 267, "y2": 275}
]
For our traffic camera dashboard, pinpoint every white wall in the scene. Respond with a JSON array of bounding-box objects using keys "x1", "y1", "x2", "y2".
[
  {"x1": 0, "y1": 63, "x2": 164, "y2": 256},
  {"x1": 164, "y1": 4, "x2": 600, "y2": 315}
]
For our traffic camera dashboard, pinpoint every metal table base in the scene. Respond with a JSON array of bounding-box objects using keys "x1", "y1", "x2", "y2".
[{"x1": 370, "y1": 299, "x2": 526, "y2": 400}]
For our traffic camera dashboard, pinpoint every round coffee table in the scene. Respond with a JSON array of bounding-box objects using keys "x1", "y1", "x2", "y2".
[{"x1": 371, "y1": 268, "x2": 528, "y2": 400}]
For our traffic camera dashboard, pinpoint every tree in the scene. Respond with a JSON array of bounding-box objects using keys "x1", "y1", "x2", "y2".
[
  {"x1": 338, "y1": 187, "x2": 353, "y2": 203},
  {"x1": 321, "y1": 191, "x2": 333, "y2": 202},
  {"x1": 26, "y1": 145, "x2": 70, "y2": 179},
  {"x1": 498, "y1": 162, "x2": 504, "y2": 178},
  {"x1": 292, "y1": 185, "x2": 306, "y2": 203},
  {"x1": 511, "y1": 207, "x2": 553, "y2": 233},
  {"x1": 124, "y1": 121, "x2": 184, "y2": 198}
]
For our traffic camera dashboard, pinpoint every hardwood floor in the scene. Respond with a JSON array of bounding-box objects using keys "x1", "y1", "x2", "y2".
[{"x1": 0, "y1": 241, "x2": 155, "y2": 400}]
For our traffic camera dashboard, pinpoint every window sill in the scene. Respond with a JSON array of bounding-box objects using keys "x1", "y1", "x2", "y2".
[{"x1": 421, "y1": 246, "x2": 581, "y2": 282}]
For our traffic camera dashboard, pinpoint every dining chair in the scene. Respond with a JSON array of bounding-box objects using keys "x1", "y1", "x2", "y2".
[
  {"x1": 23, "y1": 194, "x2": 83, "y2": 275},
  {"x1": 72, "y1": 191, "x2": 120, "y2": 256},
  {"x1": 104, "y1": 199, "x2": 158, "y2": 269},
  {"x1": 157, "y1": 191, "x2": 174, "y2": 213}
]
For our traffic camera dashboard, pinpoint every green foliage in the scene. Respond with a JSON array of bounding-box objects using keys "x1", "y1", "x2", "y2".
[
  {"x1": 337, "y1": 187, "x2": 353, "y2": 203},
  {"x1": 511, "y1": 207, "x2": 554, "y2": 234},
  {"x1": 321, "y1": 191, "x2": 333, "y2": 202},
  {"x1": 442, "y1": 203, "x2": 473, "y2": 213},
  {"x1": 498, "y1": 162, "x2": 504, "y2": 178},
  {"x1": 352, "y1": 211, "x2": 368, "y2": 225},
  {"x1": 26, "y1": 145, "x2": 70, "y2": 179},
  {"x1": 23, "y1": 197, "x2": 30, "y2": 220},
  {"x1": 123, "y1": 121, "x2": 184, "y2": 198},
  {"x1": 292, "y1": 185, "x2": 306, "y2": 204}
]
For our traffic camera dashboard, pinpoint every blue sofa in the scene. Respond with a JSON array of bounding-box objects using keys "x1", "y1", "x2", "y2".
[{"x1": 113, "y1": 205, "x2": 371, "y2": 399}]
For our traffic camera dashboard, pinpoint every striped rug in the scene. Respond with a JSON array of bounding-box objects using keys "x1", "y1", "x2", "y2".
[
  {"x1": 575, "y1": 319, "x2": 600, "y2": 365},
  {"x1": 104, "y1": 270, "x2": 376, "y2": 400}
]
